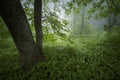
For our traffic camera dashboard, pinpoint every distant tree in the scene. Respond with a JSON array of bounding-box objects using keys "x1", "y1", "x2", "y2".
[
  {"x1": 0, "y1": 0, "x2": 44, "y2": 71},
  {"x1": 80, "y1": 4, "x2": 85, "y2": 35}
]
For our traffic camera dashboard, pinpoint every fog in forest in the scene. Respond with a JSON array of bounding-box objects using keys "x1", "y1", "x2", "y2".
[{"x1": 0, "y1": 0, "x2": 120, "y2": 80}]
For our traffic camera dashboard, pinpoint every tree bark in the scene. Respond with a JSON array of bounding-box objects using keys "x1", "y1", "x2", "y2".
[
  {"x1": 34, "y1": 0, "x2": 44, "y2": 60},
  {"x1": 0, "y1": 0, "x2": 42, "y2": 71}
]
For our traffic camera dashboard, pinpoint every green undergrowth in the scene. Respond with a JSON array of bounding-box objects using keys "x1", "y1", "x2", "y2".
[{"x1": 0, "y1": 32, "x2": 120, "y2": 80}]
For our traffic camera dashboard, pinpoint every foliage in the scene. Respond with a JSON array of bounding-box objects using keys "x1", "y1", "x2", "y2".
[
  {"x1": 88, "y1": 0, "x2": 120, "y2": 19},
  {"x1": 21, "y1": 0, "x2": 69, "y2": 38},
  {"x1": 0, "y1": 32, "x2": 120, "y2": 80}
]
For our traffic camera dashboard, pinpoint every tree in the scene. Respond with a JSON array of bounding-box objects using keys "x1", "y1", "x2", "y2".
[
  {"x1": 34, "y1": 0, "x2": 44, "y2": 59},
  {"x1": 22, "y1": 0, "x2": 69, "y2": 40},
  {"x1": 80, "y1": 4, "x2": 85, "y2": 35},
  {"x1": 0, "y1": 0, "x2": 44, "y2": 71}
]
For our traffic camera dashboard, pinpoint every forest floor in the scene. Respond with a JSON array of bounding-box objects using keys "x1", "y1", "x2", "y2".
[{"x1": 0, "y1": 33, "x2": 120, "y2": 80}]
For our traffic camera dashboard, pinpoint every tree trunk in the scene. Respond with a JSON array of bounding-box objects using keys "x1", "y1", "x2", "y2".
[
  {"x1": 80, "y1": 4, "x2": 85, "y2": 36},
  {"x1": 34, "y1": 0, "x2": 44, "y2": 60},
  {"x1": 0, "y1": 0, "x2": 42, "y2": 71}
]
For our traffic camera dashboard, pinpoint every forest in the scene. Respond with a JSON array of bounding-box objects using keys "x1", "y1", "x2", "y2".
[{"x1": 0, "y1": 0, "x2": 120, "y2": 80}]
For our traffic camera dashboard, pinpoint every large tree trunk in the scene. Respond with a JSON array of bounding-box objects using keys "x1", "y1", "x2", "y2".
[
  {"x1": 34, "y1": 0, "x2": 44, "y2": 60},
  {"x1": 0, "y1": 0, "x2": 42, "y2": 71}
]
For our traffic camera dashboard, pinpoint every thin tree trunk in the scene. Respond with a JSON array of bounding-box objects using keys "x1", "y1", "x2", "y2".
[
  {"x1": 34, "y1": 0, "x2": 44, "y2": 60},
  {"x1": 74, "y1": 12, "x2": 76, "y2": 36},
  {"x1": 80, "y1": 4, "x2": 85, "y2": 36},
  {"x1": 73, "y1": 0, "x2": 76, "y2": 37},
  {"x1": 0, "y1": 0, "x2": 41, "y2": 71}
]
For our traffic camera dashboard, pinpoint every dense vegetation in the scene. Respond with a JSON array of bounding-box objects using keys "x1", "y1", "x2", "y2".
[
  {"x1": 0, "y1": 29, "x2": 120, "y2": 80},
  {"x1": 0, "y1": 0, "x2": 120, "y2": 80}
]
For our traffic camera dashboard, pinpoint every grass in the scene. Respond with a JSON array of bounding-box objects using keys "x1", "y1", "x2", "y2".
[{"x1": 0, "y1": 32, "x2": 120, "y2": 80}]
